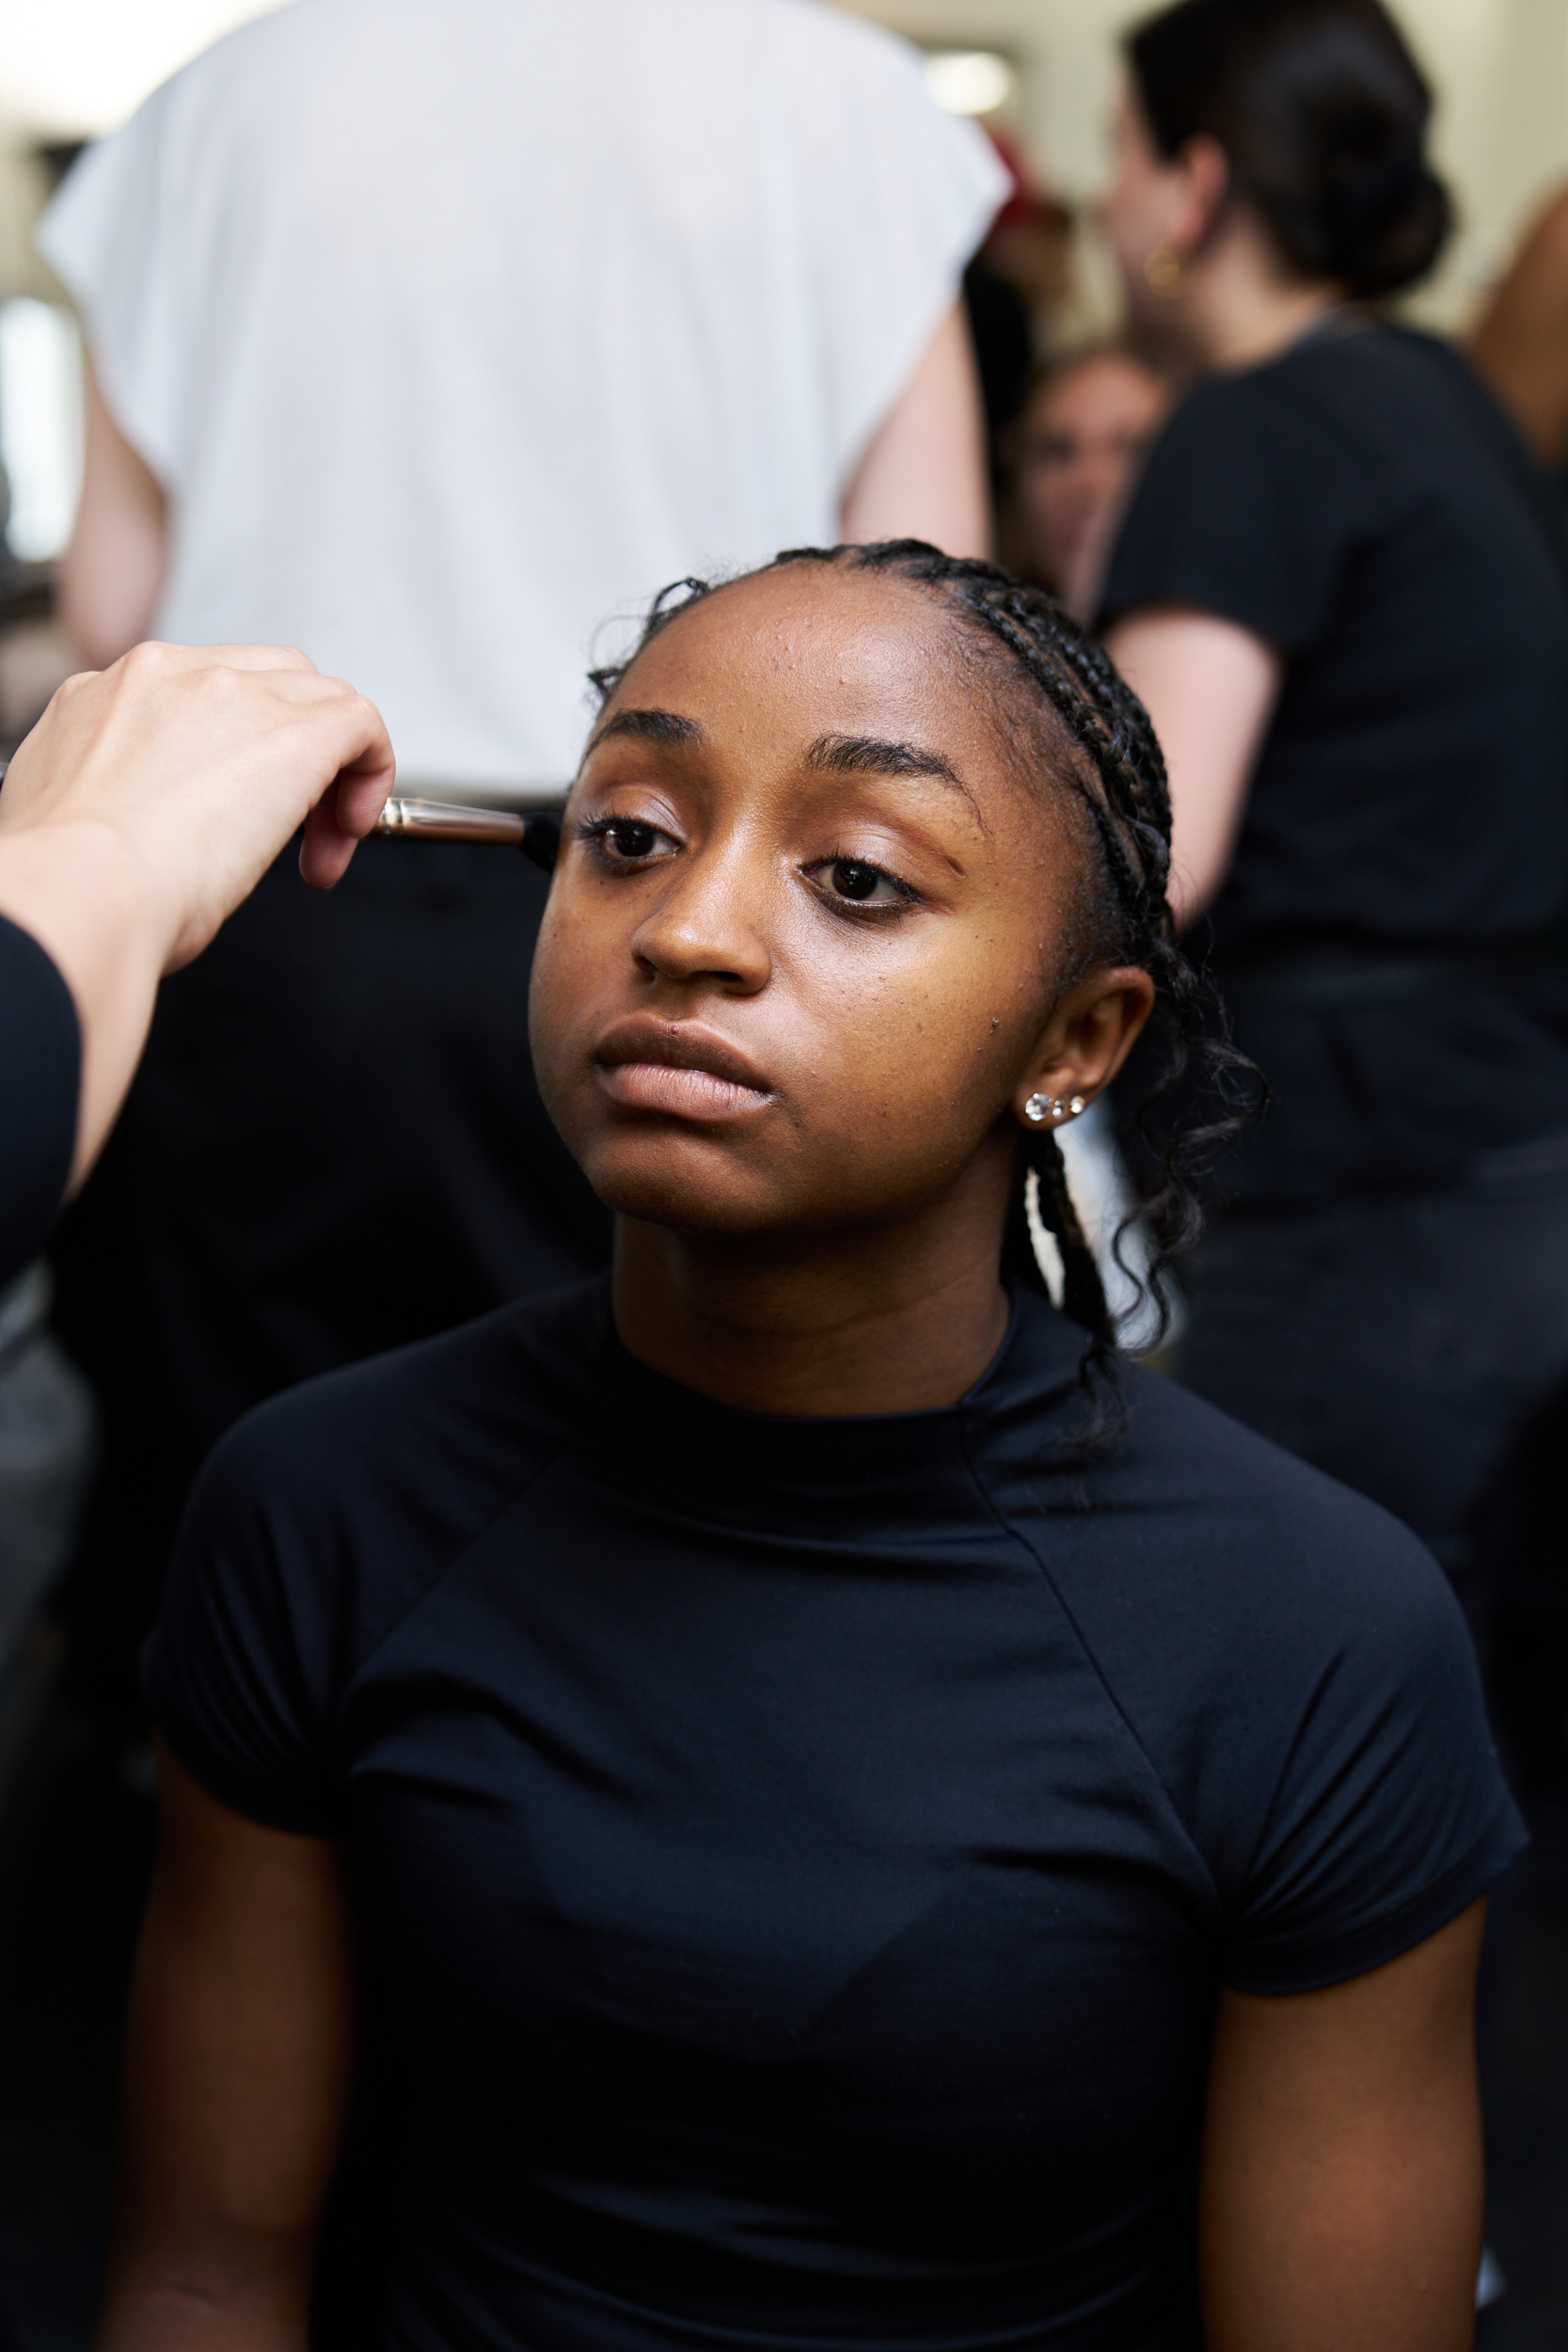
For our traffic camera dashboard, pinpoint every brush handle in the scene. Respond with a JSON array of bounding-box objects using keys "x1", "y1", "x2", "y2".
[
  {"x1": 375, "y1": 795, "x2": 556, "y2": 844},
  {"x1": 374, "y1": 795, "x2": 562, "y2": 870}
]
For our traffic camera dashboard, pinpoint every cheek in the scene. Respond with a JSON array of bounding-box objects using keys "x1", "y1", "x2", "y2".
[
  {"x1": 1103, "y1": 165, "x2": 1161, "y2": 275},
  {"x1": 782, "y1": 936, "x2": 1037, "y2": 1179},
  {"x1": 526, "y1": 889, "x2": 605, "y2": 1127}
]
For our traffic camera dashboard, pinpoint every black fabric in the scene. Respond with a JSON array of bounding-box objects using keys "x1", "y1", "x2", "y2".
[
  {"x1": 1178, "y1": 1124, "x2": 1568, "y2": 1602},
  {"x1": 49, "y1": 833, "x2": 611, "y2": 1716},
  {"x1": 0, "y1": 914, "x2": 80, "y2": 1289},
  {"x1": 963, "y1": 258, "x2": 1034, "y2": 501},
  {"x1": 148, "y1": 1277, "x2": 1522, "y2": 2352},
  {"x1": 1101, "y1": 323, "x2": 1568, "y2": 1205}
]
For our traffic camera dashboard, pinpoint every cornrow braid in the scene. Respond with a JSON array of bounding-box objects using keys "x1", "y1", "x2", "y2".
[
  {"x1": 1013, "y1": 1125, "x2": 1114, "y2": 1343},
  {"x1": 588, "y1": 541, "x2": 1259, "y2": 1430}
]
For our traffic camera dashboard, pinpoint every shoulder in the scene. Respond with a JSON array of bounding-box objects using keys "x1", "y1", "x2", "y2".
[
  {"x1": 147, "y1": 1279, "x2": 609, "y2": 1832},
  {"x1": 1023, "y1": 1354, "x2": 1457, "y2": 1657},
  {"x1": 189, "y1": 1275, "x2": 604, "y2": 1558},
  {"x1": 1103, "y1": 345, "x2": 1386, "y2": 636},
  {"x1": 1133, "y1": 348, "x2": 1368, "y2": 495},
  {"x1": 1016, "y1": 1367, "x2": 1521, "y2": 1984},
  {"x1": 168, "y1": 1278, "x2": 607, "y2": 1692},
  {"x1": 743, "y1": 0, "x2": 932, "y2": 90}
]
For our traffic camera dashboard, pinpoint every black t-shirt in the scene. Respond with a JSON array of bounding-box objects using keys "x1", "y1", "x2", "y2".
[
  {"x1": 149, "y1": 1277, "x2": 1522, "y2": 2352},
  {"x1": 1101, "y1": 324, "x2": 1568, "y2": 1202},
  {"x1": 0, "y1": 914, "x2": 80, "y2": 1288}
]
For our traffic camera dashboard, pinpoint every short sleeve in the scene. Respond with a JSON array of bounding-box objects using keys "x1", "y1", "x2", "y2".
[
  {"x1": 1100, "y1": 372, "x2": 1360, "y2": 652},
  {"x1": 796, "y1": 19, "x2": 1007, "y2": 479},
  {"x1": 144, "y1": 1419, "x2": 339, "y2": 1836},
  {"x1": 0, "y1": 916, "x2": 80, "y2": 1289},
  {"x1": 1220, "y1": 1531, "x2": 1525, "y2": 1994},
  {"x1": 37, "y1": 81, "x2": 189, "y2": 484}
]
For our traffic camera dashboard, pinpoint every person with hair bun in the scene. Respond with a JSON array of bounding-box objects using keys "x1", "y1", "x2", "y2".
[
  {"x1": 102, "y1": 548, "x2": 1518, "y2": 2352},
  {"x1": 1098, "y1": 0, "x2": 1568, "y2": 1632}
]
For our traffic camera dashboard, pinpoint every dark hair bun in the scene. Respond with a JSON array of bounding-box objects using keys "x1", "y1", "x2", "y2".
[{"x1": 1128, "y1": 0, "x2": 1451, "y2": 298}]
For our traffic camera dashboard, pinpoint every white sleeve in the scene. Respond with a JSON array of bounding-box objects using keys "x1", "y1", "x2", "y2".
[
  {"x1": 37, "y1": 81, "x2": 189, "y2": 486},
  {"x1": 795, "y1": 20, "x2": 1008, "y2": 482}
]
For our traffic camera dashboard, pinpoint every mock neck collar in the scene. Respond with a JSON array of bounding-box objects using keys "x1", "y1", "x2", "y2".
[{"x1": 567, "y1": 1280, "x2": 1098, "y2": 1540}]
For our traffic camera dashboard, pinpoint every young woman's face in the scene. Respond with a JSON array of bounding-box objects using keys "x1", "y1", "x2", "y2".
[{"x1": 530, "y1": 564, "x2": 1149, "y2": 1239}]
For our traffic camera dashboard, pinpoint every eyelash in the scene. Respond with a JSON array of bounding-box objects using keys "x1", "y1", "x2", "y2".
[
  {"x1": 805, "y1": 849, "x2": 921, "y2": 922},
  {"x1": 577, "y1": 816, "x2": 671, "y2": 866},
  {"x1": 575, "y1": 817, "x2": 923, "y2": 923}
]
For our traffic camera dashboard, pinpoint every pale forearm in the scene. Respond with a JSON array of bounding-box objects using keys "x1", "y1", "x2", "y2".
[
  {"x1": 1101, "y1": 611, "x2": 1282, "y2": 927},
  {"x1": 59, "y1": 369, "x2": 168, "y2": 668},
  {"x1": 839, "y1": 300, "x2": 991, "y2": 558}
]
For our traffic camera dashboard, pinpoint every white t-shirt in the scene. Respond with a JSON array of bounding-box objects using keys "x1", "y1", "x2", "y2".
[{"x1": 41, "y1": 0, "x2": 1003, "y2": 789}]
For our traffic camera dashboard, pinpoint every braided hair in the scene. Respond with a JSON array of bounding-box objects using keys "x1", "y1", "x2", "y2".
[{"x1": 586, "y1": 540, "x2": 1255, "y2": 1411}]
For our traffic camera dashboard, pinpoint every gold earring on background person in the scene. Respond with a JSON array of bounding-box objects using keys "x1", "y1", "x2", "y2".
[{"x1": 1143, "y1": 243, "x2": 1187, "y2": 296}]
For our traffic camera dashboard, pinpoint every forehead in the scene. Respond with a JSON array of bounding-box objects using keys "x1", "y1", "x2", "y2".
[
  {"x1": 597, "y1": 563, "x2": 1092, "y2": 861},
  {"x1": 1037, "y1": 356, "x2": 1155, "y2": 429},
  {"x1": 607, "y1": 564, "x2": 992, "y2": 747}
]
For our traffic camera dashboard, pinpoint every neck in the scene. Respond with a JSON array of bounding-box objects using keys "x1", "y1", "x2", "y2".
[
  {"x1": 610, "y1": 1150, "x2": 1016, "y2": 1418},
  {"x1": 1180, "y1": 215, "x2": 1345, "y2": 374}
]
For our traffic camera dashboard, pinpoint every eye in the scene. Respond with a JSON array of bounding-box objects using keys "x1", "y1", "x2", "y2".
[
  {"x1": 803, "y1": 854, "x2": 920, "y2": 914},
  {"x1": 578, "y1": 815, "x2": 674, "y2": 867}
]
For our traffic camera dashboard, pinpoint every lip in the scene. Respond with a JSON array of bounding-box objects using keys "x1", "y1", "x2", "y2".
[{"x1": 593, "y1": 1017, "x2": 774, "y2": 1123}]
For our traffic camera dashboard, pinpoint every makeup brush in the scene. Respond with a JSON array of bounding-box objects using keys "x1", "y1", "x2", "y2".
[{"x1": 374, "y1": 795, "x2": 561, "y2": 869}]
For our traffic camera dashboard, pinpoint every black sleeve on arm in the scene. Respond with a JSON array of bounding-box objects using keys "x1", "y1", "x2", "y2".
[
  {"x1": 1099, "y1": 375, "x2": 1355, "y2": 650},
  {"x1": 1221, "y1": 1521, "x2": 1527, "y2": 1994},
  {"x1": 0, "y1": 914, "x2": 81, "y2": 1289},
  {"x1": 145, "y1": 1415, "x2": 341, "y2": 1836}
]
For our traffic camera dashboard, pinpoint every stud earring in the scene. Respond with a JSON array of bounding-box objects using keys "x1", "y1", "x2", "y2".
[
  {"x1": 1069, "y1": 1095, "x2": 1086, "y2": 1117},
  {"x1": 1022, "y1": 1093, "x2": 1055, "y2": 1124}
]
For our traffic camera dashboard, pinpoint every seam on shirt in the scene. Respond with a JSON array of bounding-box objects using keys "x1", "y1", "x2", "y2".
[
  {"x1": 952, "y1": 1405, "x2": 1223, "y2": 1911},
  {"x1": 324, "y1": 1443, "x2": 567, "y2": 1763}
]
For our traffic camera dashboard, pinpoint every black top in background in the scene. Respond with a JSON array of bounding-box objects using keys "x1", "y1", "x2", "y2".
[
  {"x1": 0, "y1": 914, "x2": 79, "y2": 1287},
  {"x1": 1101, "y1": 325, "x2": 1568, "y2": 1204},
  {"x1": 149, "y1": 1276, "x2": 1521, "y2": 2351}
]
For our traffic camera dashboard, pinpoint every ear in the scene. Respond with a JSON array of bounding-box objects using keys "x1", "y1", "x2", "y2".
[
  {"x1": 1169, "y1": 134, "x2": 1231, "y2": 253},
  {"x1": 1009, "y1": 965, "x2": 1156, "y2": 1131}
]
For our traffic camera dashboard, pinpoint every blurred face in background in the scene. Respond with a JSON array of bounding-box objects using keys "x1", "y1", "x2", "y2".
[{"x1": 1010, "y1": 352, "x2": 1175, "y2": 598}]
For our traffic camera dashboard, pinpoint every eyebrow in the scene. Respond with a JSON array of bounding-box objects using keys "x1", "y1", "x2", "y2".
[
  {"x1": 587, "y1": 711, "x2": 981, "y2": 825},
  {"x1": 592, "y1": 707, "x2": 705, "y2": 750},
  {"x1": 804, "y1": 732, "x2": 982, "y2": 823}
]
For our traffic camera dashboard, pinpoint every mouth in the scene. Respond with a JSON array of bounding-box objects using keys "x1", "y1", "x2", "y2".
[{"x1": 593, "y1": 1018, "x2": 774, "y2": 1123}]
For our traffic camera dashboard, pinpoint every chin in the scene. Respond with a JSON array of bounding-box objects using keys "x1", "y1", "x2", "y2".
[{"x1": 580, "y1": 1133, "x2": 792, "y2": 1234}]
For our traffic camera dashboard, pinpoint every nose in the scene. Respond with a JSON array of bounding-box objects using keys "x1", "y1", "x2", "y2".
[{"x1": 628, "y1": 834, "x2": 772, "y2": 995}]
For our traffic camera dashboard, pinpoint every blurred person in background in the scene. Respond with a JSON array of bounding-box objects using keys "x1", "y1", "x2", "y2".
[
  {"x1": 1000, "y1": 344, "x2": 1182, "y2": 617},
  {"x1": 1469, "y1": 183, "x2": 1568, "y2": 480},
  {"x1": 35, "y1": 0, "x2": 1004, "y2": 1726},
  {"x1": 961, "y1": 135, "x2": 1076, "y2": 503},
  {"x1": 1095, "y1": 0, "x2": 1568, "y2": 1664}
]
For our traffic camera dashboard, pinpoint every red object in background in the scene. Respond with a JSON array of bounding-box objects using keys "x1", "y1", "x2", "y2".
[{"x1": 985, "y1": 126, "x2": 1073, "y2": 236}]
